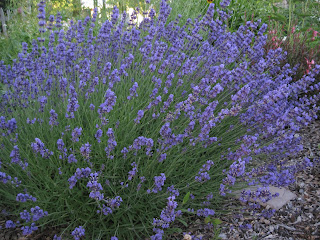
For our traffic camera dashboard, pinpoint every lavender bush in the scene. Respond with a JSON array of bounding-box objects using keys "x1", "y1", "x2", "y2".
[{"x1": 1, "y1": 0, "x2": 320, "y2": 239}]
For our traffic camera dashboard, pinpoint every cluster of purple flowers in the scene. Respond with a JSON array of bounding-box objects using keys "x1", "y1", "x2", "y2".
[
  {"x1": 0, "y1": 117, "x2": 17, "y2": 135},
  {"x1": 87, "y1": 172, "x2": 104, "y2": 200},
  {"x1": 124, "y1": 136, "x2": 154, "y2": 157},
  {"x1": 31, "y1": 138, "x2": 53, "y2": 159},
  {"x1": 49, "y1": 109, "x2": 59, "y2": 127},
  {"x1": 68, "y1": 167, "x2": 92, "y2": 189},
  {"x1": 71, "y1": 226, "x2": 85, "y2": 240},
  {"x1": 128, "y1": 162, "x2": 138, "y2": 180},
  {"x1": 105, "y1": 128, "x2": 117, "y2": 159},
  {"x1": 95, "y1": 128, "x2": 103, "y2": 143},
  {"x1": 5, "y1": 220, "x2": 16, "y2": 228},
  {"x1": 152, "y1": 196, "x2": 182, "y2": 239},
  {"x1": 127, "y1": 82, "x2": 139, "y2": 100},
  {"x1": 101, "y1": 196, "x2": 123, "y2": 216},
  {"x1": 14, "y1": 206, "x2": 47, "y2": 235},
  {"x1": 66, "y1": 84, "x2": 80, "y2": 119},
  {"x1": 21, "y1": 223, "x2": 39, "y2": 236},
  {"x1": 10, "y1": 145, "x2": 27, "y2": 169},
  {"x1": 195, "y1": 160, "x2": 214, "y2": 183},
  {"x1": 57, "y1": 139, "x2": 67, "y2": 160},
  {"x1": 16, "y1": 193, "x2": 36, "y2": 202},
  {"x1": 80, "y1": 142, "x2": 92, "y2": 160},
  {"x1": 37, "y1": 0, "x2": 46, "y2": 41},
  {"x1": 98, "y1": 89, "x2": 117, "y2": 116},
  {"x1": 71, "y1": 127, "x2": 82, "y2": 142},
  {"x1": 147, "y1": 173, "x2": 166, "y2": 193},
  {"x1": 134, "y1": 109, "x2": 144, "y2": 124}
]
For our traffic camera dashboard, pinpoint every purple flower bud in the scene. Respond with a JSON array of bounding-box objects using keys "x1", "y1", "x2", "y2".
[{"x1": 71, "y1": 226, "x2": 85, "y2": 240}]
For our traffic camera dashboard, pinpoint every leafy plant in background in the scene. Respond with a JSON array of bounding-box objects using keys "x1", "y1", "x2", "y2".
[
  {"x1": 264, "y1": 20, "x2": 320, "y2": 107},
  {"x1": 1, "y1": 0, "x2": 320, "y2": 239},
  {"x1": 223, "y1": 0, "x2": 275, "y2": 32},
  {"x1": 0, "y1": 0, "x2": 40, "y2": 65}
]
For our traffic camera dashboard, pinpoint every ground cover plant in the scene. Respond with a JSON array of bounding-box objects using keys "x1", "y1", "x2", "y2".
[{"x1": 1, "y1": 0, "x2": 320, "y2": 239}]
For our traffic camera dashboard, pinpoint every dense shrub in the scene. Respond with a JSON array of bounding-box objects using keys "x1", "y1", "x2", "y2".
[
  {"x1": 0, "y1": 0, "x2": 320, "y2": 239},
  {"x1": 264, "y1": 22, "x2": 320, "y2": 81}
]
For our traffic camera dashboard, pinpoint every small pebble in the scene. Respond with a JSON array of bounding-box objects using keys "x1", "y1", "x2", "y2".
[{"x1": 218, "y1": 233, "x2": 227, "y2": 239}]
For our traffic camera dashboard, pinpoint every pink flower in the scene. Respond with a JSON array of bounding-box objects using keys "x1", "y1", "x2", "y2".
[
  {"x1": 305, "y1": 58, "x2": 315, "y2": 74},
  {"x1": 311, "y1": 30, "x2": 319, "y2": 41}
]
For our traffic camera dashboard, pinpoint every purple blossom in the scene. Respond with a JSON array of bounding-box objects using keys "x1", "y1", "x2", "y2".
[
  {"x1": 239, "y1": 223, "x2": 252, "y2": 230},
  {"x1": 220, "y1": 0, "x2": 231, "y2": 9},
  {"x1": 102, "y1": 196, "x2": 123, "y2": 216},
  {"x1": 68, "y1": 175, "x2": 78, "y2": 189},
  {"x1": 53, "y1": 235, "x2": 62, "y2": 240},
  {"x1": 95, "y1": 129, "x2": 103, "y2": 143},
  {"x1": 80, "y1": 142, "x2": 91, "y2": 160},
  {"x1": 128, "y1": 162, "x2": 138, "y2": 180},
  {"x1": 71, "y1": 127, "x2": 82, "y2": 142},
  {"x1": 16, "y1": 193, "x2": 36, "y2": 202},
  {"x1": 196, "y1": 208, "x2": 215, "y2": 217},
  {"x1": 167, "y1": 185, "x2": 179, "y2": 197},
  {"x1": 38, "y1": 96, "x2": 47, "y2": 112},
  {"x1": 121, "y1": 147, "x2": 128, "y2": 159},
  {"x1": 260, "y1": 209, "x2": 276, "y2": 219},
  {"x1": 0, "y1": 172, "x2": 11, "y2": 185},
  {"x1": 87, "y1": 172, "x2": 104, "y2": 201},
  {"x1": 49, "y1": 109, "x2": 59, "y2": 126},
  {"x1": 37, "y1": 0, "x2": 46, "y2": 38},
  {"x1": 105, "y1": 128, "x2": 117, "y2": 159},
  {"x1": 31, "y1": 138, "x2": 53, "y2": 159},
  {"x1": 31, "y1": 206, "x2": 48, "y2": 221},
  {"x1": 68, "y1": 154, "x2": 77, "y2": 163},
  {"x1": 75, "y1": 167, "x2": 92, "y2": 179},
  {"x1": 127, "y1": 82, "x2": 139, "y2": 100},
  {"x1": 98, "y1": 89, "x2": 117, "y2": 116},
  {"x1": 134, "y1": 110, "x2": 144, "y2": 124},
  {"x1": 69, "y1": 167, "x2": 92, "y2": 189},
  {"x1": 66, "y1": 85, "x2": 80, "y2": 119},
  {"x1": 5, "y1": 220, "x2": 16, "y2": 228},
  {"x1": 20, "y1": 210, "x2": 31, "y2": 222},
  {"x1": 158, "y1": 153, "x2": 167, "y2": 162},
  {"x1": 153, "y1": 196, "x2": 179, "y2": 229},
  {"x1": 228, "y1": 158, "x2": 246, "y2": 177},
  {"x1": 71, "y1": 226, "x2": 85, "y2": 240},
  {"x1": 21, "y1": 223, "x2": 38, "y2": 236},
  {"x1": 195, "y1": 160, "x2": 214, "y2": 182},
  {"x1": 149, "y1": 173, "x2": 166, "y2": 193},
  {"x1": 128, "y1": 136, "x2": 153, "y2": 156},
  {"x1": 10, "y1": 145, "x2": 21, "y2": 164}
]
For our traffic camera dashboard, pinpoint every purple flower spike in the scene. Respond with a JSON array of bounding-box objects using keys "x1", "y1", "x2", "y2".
[
  {"x1": 80, "y1": 142, "x2": 92, "y2": 160},
  {"x1": 150, "y1": 173, "x2": 166, "y2": 193},
  {"x1": 134, "y1": 110, "x2": 144, "y2": 124},
  {"x1": 71, "y1": 226, "x2": 85, "y2": 240},
  {"x1": 5, "y1": 220, "x2": 16, "y2": 229},
  {"x1": 71, "y1": 127, "x2": 82, "y2": 142}
]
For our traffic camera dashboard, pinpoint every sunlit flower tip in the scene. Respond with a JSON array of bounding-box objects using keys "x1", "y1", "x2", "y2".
[
  {"x1": 183, "y1": 234, "x2": 192, "y2": 240},
  {"x1": 207, "y1": 0, "x2": 214, "y2": 3}
]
